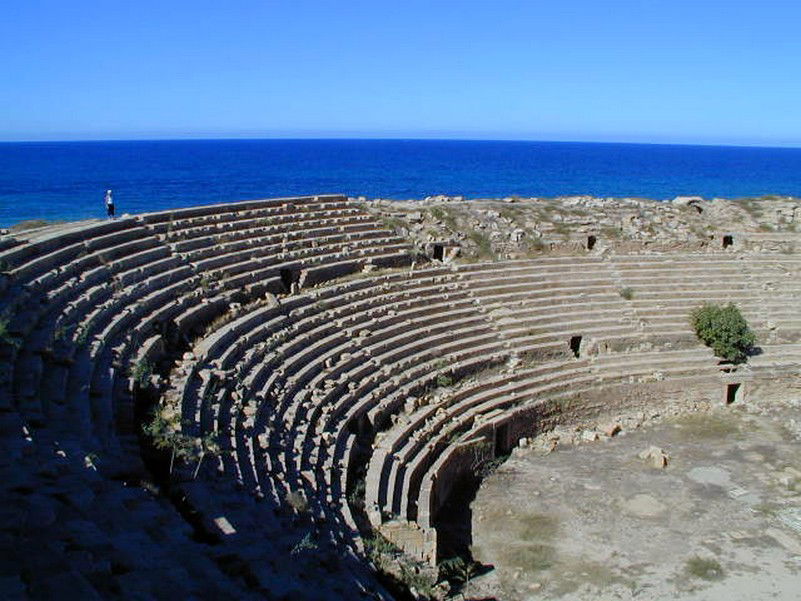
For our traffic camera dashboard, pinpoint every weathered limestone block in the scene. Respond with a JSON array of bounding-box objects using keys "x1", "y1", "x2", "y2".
[{"x1": 638, "y1": 445, "x2": 669, "y2": 468}]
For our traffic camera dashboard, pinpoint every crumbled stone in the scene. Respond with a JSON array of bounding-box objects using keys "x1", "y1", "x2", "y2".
[{"x1": 638, "y1": 446, "x2": 669, "y2": 469}]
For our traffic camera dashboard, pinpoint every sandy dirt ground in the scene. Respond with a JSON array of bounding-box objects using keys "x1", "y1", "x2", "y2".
[{"x1": 470, "y1": 403, "x2": 801, "y2": 600}]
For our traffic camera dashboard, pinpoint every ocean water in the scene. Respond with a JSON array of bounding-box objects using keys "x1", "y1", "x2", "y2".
[{"x1": 1, "y1": 139, "x2": 801, "y2": 227}]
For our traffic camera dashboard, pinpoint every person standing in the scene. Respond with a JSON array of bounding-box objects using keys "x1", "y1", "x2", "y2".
[{"x1": 105, "y1": 189, "x2": 115, "y2": 218}]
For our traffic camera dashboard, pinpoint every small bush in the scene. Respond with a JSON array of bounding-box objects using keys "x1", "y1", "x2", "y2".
[
  {"x1": 467, "y1": 230, "x2": 493, "y2": 258},
  {"x1": 601, "y1": 226, "x2": 623, "y2": 239},
  {"x1": 429, "y1": 205, "x2": 458, "y2": 229},
  {"x1": 398, "y1": 563, "x2": 436, "y2": 597},
  {"x1": 380, "y1": 216, "x2": 406, "y2": 232},
  {"x1": 436, "y1": 374, "x2": 453, "y2": 388},
  {"x1": 132, "y1": 359, "x2": 153, "y2": 387},
  {"x1": 685, "y1": 556, "x2": 724, "y2": 581},
  {"x1": 691, "y1": 303, "x2": 755, "y2": 363},
  {"x1": 52, "y1": 323, "x2": 70, "y2": 342},
  {"x1": 429, "y1": 206, "x2": 446, "y2": 221},
  {"x1": 286, "y1": 490, "x2": 309, "y2": 513},
  {"x1": 432, "y1": 358, "x2": 449, "y2": 370},
  {"x1": 365, "y1": 534, "x2": 399, "y2": 557},
  {"x1": 524, "y1": 234, "x2": 546, "y2": 254},
  {"x1": 364, "y1": 534, "x2": 401, "y2": 571},
  {"x1": 439, "y1": 556, "x2": 479, "y2": 589},
  {"x1": 191, "y1": 433, "x2": 220, "y2": 479},
  {"x1": 347, "y1": 477, "x2": 366, "y2": 509},
  {"x1": 75, "y1": 319, "x2": 93, "y2": 346},
  {"x1": 498, "y1": 206, "x2": 522, "y2": 222},
  {"x1": 291, "y1": 532, "x2": 318, "y2": 555},
  {"x1": 142, "y1": 411, "x2": 194, "y2": 475},
  {"x1": 619, "y1": 287, "x2": 634, "y2": 300}
]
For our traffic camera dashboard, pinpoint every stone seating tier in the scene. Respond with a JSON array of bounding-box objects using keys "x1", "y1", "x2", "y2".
[
  {"x1": 3, "y1": 201, "x2": 800, "y2": 588},
  {"x1": 167, "y1": 251, "x2": 792, "y2": 560},
  {"x1": 370, "y1": 347, "x2": 722, "y2": 521},
  {"x1": 1, "y1": 196, "x2": 411, "y2": 448}
]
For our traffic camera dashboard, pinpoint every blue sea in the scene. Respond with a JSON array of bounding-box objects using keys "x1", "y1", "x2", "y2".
[{"x1": 1, "y1": 139, "x2": 801, "y2": 228}]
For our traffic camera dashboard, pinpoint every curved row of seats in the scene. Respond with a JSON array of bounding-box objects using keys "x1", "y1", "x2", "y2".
[
  {"x1": 3, "y1": 198, "x2": 800, "y2": 587},
  {"x1": 412, "y1": 340, "x2": 801, "y2": 540},
  {"x1": 0, "y1": 195, "x2": 414, "y2": 598},
  {"x1": 0, "y1": 195, "x2": 410, "y2": 451},
  {"x1": 169, "y1": 265, "x2": 505, "y2": 544},
  {"x1": 163, "y1": 250, "x2": 801, "y2": 564}
]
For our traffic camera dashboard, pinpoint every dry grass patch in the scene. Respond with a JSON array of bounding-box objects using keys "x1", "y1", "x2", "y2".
[
  {"x1": 429, "y1": 206, "x2": 459, "y2": 230},
  {"x1": 674, "y1": 413, "x2": 742, "y2": 440},
  {"x1": 548, "y1": 560, "x2": 637, "y2": 597},
  {"x1": 684, "y1": 556, "x2": 724, "y2": 581},
  {"x1": 467, "y1": 229, "x2": 494, "y2": 259},
  {"x1": 518, "y1": 513, "x2": 559, "y2": 539},
  {"x1": 498, "y1": 542, "x2": 557, "y2": 573}
]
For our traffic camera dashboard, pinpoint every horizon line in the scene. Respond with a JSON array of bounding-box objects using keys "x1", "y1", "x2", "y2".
[{"x1": 1, "y1": 135, "x2": 801, "y2": 151}]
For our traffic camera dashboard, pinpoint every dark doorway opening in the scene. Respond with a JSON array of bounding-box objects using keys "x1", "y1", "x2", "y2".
[
  {"x1": 722, "y1": 235, "x2": 733, "y2": 249},
  {"x1": 279, "y1": 268, "x2": 295, "y2": 292},
  {"x1": 587, "y1": 235, "x2": 597, "y2": 251},
  {"x1": 433, "y1": 244, "x2": 444, "y2": 261},
  {"x1": 726, "y1": 383, "x2": 742, "y2": 404},
  {"x1": 495, "y1": 423, "x2": 509, "y2": 457},
  {"x1": 347, "y1": 412, "x2": 374, "y2": 436},
  {"x1": 569, "y1": 335, "x2": 582, "y2": 358}
]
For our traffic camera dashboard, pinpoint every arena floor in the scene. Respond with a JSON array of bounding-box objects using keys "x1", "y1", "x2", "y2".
[{"x1": 470, "y1": 402, "x2": 801, "y2": 600}]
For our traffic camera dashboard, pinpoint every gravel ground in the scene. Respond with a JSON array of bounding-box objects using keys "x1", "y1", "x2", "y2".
[{"x1": 470, "y1": 404, "x2": 801, "y2": 600}]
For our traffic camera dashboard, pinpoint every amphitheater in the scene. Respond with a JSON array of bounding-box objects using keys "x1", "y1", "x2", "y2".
[{"x1": 1, "y1": 194, "x2": 800, "y2": 600}]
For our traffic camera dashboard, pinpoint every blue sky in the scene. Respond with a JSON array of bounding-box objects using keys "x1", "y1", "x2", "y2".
[{"x1": 2, "y1": 1, "x2": 800, "y2": 145}]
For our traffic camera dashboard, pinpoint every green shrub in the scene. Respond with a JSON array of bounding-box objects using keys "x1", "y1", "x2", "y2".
[
  {"x1": 439, "y1": 556, "x2": 479, "y2": 591},
  {"x1": 398, "y1": 563, "x2": 436, "y2": 597},
  {"x1": 0, "y1": 318, "x2": 19, "y2": 347},
  {"x1": 290, "y1": 532, "x2": 318, "y2": 555},
  {"x1": 619, "y1": 287, "x2": 634, "y2": 300},
  {"x1": 347, "y1": 477, "x2": 366, "y2": 509},
  {"x1": 142, "y1": 411, "x2": 194, "y2": 475},
  {"x1": 432, "y1": 358, "x2": 449, "y2": 370},
  {"x1": 380, "y1": 216, "x2": 406, "y2": 232},
  {"x1": 429, "y1": 206, "x2": 446, "y2": 221},
  {"x1": 192, "y1": 433, "x2": 219, "y2": 479},
  {"x1": 601, "y1": 226, "x2": 623, "y2": 239},
  {"x1": 429, "y1": 206, "x2": 458, "y2": 230},
  {"x1": 75, "y1": 318, "x2": 93, "y2": 346},
  {"x1": 690, "y1": 303, "x2": 755, "y2": 363},
  {"x1": 364, "y1": 533, "x2": 401, "y2": 568},
  {"x1": 365, "y1": 534, "x2": 399, "y2": 555},
  {"x1": 467, "y1": 230, "x2": 493, "y2": 259},
  {"x1": 685, "y1": 556, "x2": 724, "y2": 581},
  {"x1": 52, "y1": 323, "x2": 70, "y2": 342},
  {"x1": 132, "y1": 359, "x2": 153, "y2": 387},
  {"x1": 436, "y1": 374, "x2": 453, "y2": 388}
]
